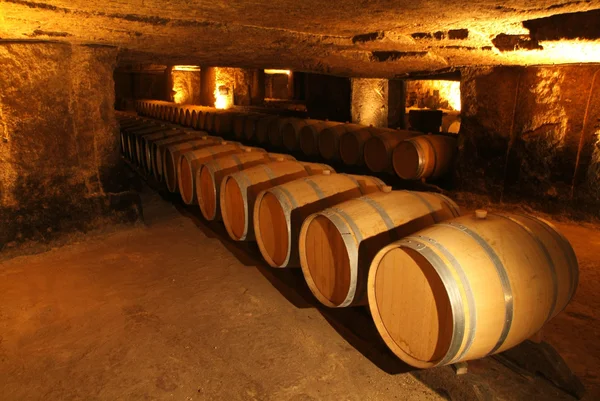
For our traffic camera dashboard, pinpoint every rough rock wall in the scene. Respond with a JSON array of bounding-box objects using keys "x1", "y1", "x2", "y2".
[
  {"x1": 0, "y1": 42, "x2": 139, "y2": 248},
  {"x1": 351, "y1": 78, "x2": 388, "y2": 127},
  {"x1": 171, "y1": 70, "x2": 201, "y2": 105},
  {"x1": 458, "y1": 65, "x2": 600, "y2": 213},
  {"x1": 305, "y1": 74, "x2": 351, "y2": 122}
]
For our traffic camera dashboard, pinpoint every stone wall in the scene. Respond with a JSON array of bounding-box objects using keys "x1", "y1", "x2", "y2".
[
  {"x1": 0, "y1": 42, "x2": 139, "y2": 248},
  {"x1": 458, "y1": 65, "x2": 600, "y2": 214},
  {"x1": 171, "y1": 70, "x2": 201, "y2": 105}
]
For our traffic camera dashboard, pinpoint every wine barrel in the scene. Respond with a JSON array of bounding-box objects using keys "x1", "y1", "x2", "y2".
[
  {"x1": 281, "y1": 119, "x2": 321, "y2": 151},
  {"x1": 205, "y1": 110, "x2": 218, "y2": 133},
  {"x1": 241, "y1": 114, "x2": 265, "y2": 141},
  {"x1": 214, "y1": 112, "x2": 238, "y2": 137},
  {"x1": 299, "y1": 121, "x2": 343, "y2": 156},
  {"x1": 254, "y1": 173, "x2": 386, "y2": 268},
  {"x1": 220, "y1": 161, "x2": 334, "y2": 242},
  {"x1": 318, "y1": 123, "x2": 365, "y2": 161},
  {"x1": 364, "y1": 130, "x2": 421, "y2": 173},
  {"x1": 255, "y1": 116, "x2": 279, "y2": 144},
  {"x1": 137, "y1": 129, "x2": 184, "y2": 170},
  {"x1": 178, "y1": 108, "x2": 186, "y2": 125},
  {"x1": 163, "y1": 138, "x2": 224, "y2": 190},
  {"x1": 191, "y1": 110, "x2": 199, "y2": 128},
  {"x1": 129, "y1": 126, "x2": 177, "y2": 165},
  {"x1": 368, "y1": 211, "x2": 579, "y2": 368},
  {"x1": 145, "y1": 133, "x2": 196, "y2": 175},
  {"x1": 150, "y1": 133, "x2": 209, "y2": 178},
  {"x1": 197, "y1": 152, "x2": 296, "y2": 221},
  {"x1": 266, "y1": 118, "x2": 290, "y2": 148},
  {"x1": 183, "y1": 109, "x2": 192, "y2": 126},
  {"x1": 340, "y1": 127, "x2": 396, "y2": 166},
  {"x1": 393, "y1": 135, "x2": 457, "y2": 180},
  {"x1": 178, "y1": 144, "x2": 260, "y2": 204},
  {"x1": 232, "y1": 114, "x2": 250, "y2": 140},
  {"x1": 299, "y1": 190, "x2": 460, "y2": 307}
]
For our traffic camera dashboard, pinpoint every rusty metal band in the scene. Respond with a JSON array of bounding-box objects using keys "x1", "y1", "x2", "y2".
[
  {"x1": 441, "y1": 221, "x2": 513, "y2": 356},
  {"x1": 400, "y1": 237, "x2": 466, "y2": 367},
  {"x1": 493, "y1": 214, "x2": 558, "y2": 321}
]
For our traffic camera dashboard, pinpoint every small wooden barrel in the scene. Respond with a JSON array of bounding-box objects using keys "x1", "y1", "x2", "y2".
[
  {"x1": 340, "y1": 127, "x2": 396, "y2": 166},
  {"x1": 204, "y1": 111, "x2": 217, "y2": 133},
  {"x1": 299, "y1": 121, "x2": 343, "y2": 156},
  {"x1": 254, "y1": 173, "x2": 386, "y2": 268},
  {"x1": 393, "y1": 135, "x2": 457, "y2": 180},
  {"x1": 241, "y1": 114, "x2": 262, "y2": 141},
  {"x1": 146, "y1": 133, "x2": 198, "y2": 175},
  {"x1": 232, "y1": 114, "x2": 249, "y2": 140},
  {"x1": 220, "y1": 161, "x2": 333, "y2": 242},
  {"x1": 163, "y1": 138, "x2": 223, "y2": 191},
  {"x1": 299, "y1": 190, "x2": 460, "y2": 307},
  {"x1": 191, "y1": 110, "x2": 199, "y2": 128},
  {"x1": 197, "y1": 152, "x2": 296, "y2": 221},
  {"x1": 318, "y1": 123, "x2": 365, "y2": 161},
  {"x1": 281, "y1": 119, "x2": 319, "y2": 151},
  {"x1": 178, "y1": 144, "x2": 260, "y2": 204},
  {"x1": 177, "y1": 108, "x2": 186, "y2": 125},
  {"x1": 364, "y1": 130, "x2": 421, "y2": 173},
  {"x1": 255, "y1": 116, "x2": 279, "y2": 144},
  {"x1": 151, "y1": 133, "x2": 209, "y2": 178},
  {"x1": 368, "y1": 212, "x2": 579, "y2": 368}
]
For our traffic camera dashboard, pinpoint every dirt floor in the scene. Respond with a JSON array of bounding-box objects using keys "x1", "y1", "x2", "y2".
[{"x1": 0, "y1": 184, "x2": 598, "y2": 401}]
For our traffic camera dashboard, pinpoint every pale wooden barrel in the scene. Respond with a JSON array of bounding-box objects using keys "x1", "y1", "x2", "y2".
[
  {"x1": 318, "y1": 123, "x2": 365, "y2": 161},
  {"x1": 146, "y1": 133, "x2": 200, "y2": 175},
  {"x1": 220, "y1": 161, "x2": 333, "y2": 241},
  {"x1": 393, "y1": 135, "x2": 457, "y2": 180},
  {"x1": 163, "y1": 138, "x2": 224, "y2": 191},
  {"x1": 340, "y1": 127, "x2": 397, "y2": 166},
  {"x1": 368, "y1": 212, "x2": 579, "y2": 368},
  {"x1": 254, "y1": 173, "x2": 386, "y2": 268},
  {"x1": 281, "y1": 119, "x2": 319, "y2": 151},
  {"x1": 255, "y1": 116, "x2": 280, "y2": 144},
  {"x1": 299, "y1": 190, "x2": 460, "y2": 307},
  {"x1": 299, "y1": 121, "x2": 343, "y2": 156},
  {"x1": 197, "y1": 152, "x2": 296, "y2": 221},
  {"x1": 151, "y1": 132, "x2": 211, "y2": 178},
  {"x1": 364, "y1": 130, "x2": 421, "y2": 173},
  {"x1": 178, "y1": 144, "x2": 262, "y2": 204}
]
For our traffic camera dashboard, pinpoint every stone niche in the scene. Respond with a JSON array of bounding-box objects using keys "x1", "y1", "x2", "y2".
[
  {"x1": 457, "y1": 65, "x2": 600, "y2": 215},
  {"x1": 0, "y1": 42, "x2": 140, "y2": 249}
]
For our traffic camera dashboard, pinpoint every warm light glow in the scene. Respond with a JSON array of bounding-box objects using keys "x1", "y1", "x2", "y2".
[
  {"x1": 265, "y1": 69, "x2": 291, "y2": 75},
  {"x1": 173, "y1": 65, "x2": 201, "y2": 71},
  {"x1": 492, "y1": 40, "x2": 600, "y2": 64},
  {"x1": 407, "y1": 80, "x2": 461, "y2": 111},
  {"x1": 214, "y1": 85, "x2": 233, "y2": 109}
]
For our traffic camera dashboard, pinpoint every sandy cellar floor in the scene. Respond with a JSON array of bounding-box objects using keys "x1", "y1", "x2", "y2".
[{"x1": 0, "y1": 186, "x2": 598, "y2": 401}]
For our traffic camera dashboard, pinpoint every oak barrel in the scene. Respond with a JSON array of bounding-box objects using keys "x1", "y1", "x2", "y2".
[
  {"x1": 393, "y1": 135, "x2": 457, "y2": 180},
  {"x1": 255, "y1": 116, "x2": 280, "y2": 144},
  {"x1": 151, "y1": 133, "x2": 211, "y2": 178},
  {"x1": 220, "y1": 161, "x2": 333, "y2": 242},
  {"x1": 163, "y1": 138, "x2": 224, "y2": 190},
  {"x1": 340, "y1": 127, "x2": 397, "y2": 166},
  {"x1": 318, "y1": 123, "x2": 365, "y2": 161},
  {"x1": 368, "y1": 212, "x2": 579, "y2": 368},
  {"x1": 178, "y1": 144, "x2": 260, "y2": 204},
  {"x1": 299, "y1": 121, "x2": 343, "y2": 156},
  {"x1": 363, "y1": 130, "x2": 421, "y2": 173},
  {"x1": 281, "y1": 118, "x2": 319, "y2": 151},
  {"x1": 254, "y1": 173, "x2": 386, "y2": 268},
  {"x1": 197, "y1": 152, "x2": 296, "y2": 221},
  {"x1": 267, "y1": 117, "x2": 290, "y2": 148},
  {"x1": 299, "y1": 190, "x2": 460, "y2": 307}
]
